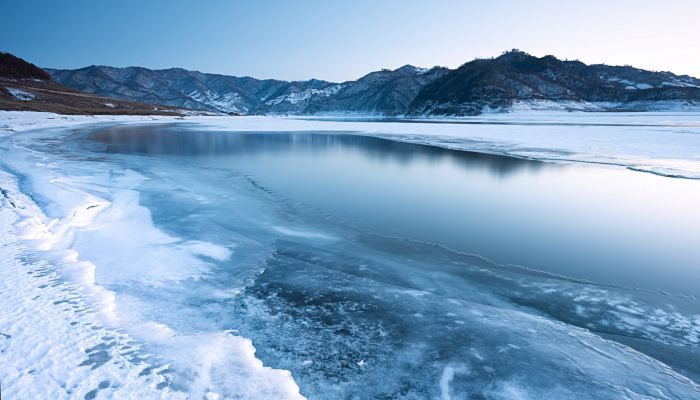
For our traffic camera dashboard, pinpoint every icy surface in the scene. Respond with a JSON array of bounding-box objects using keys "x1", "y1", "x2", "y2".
[
  {"x1": 185, "y1": 112, "x2": 700, "y2": 179},
  {"x1": 3, "y1": 110, "x2": 700, "y2": 179},
  {"x1": 0, "y1": 111, "x2": 178, "y2": 132},
  {"x1": 1, "y1": 111, "x2": 700, "y2": 398},
  {"x1": 0, "y1": 127, "x2": 304, "y2": 399}
]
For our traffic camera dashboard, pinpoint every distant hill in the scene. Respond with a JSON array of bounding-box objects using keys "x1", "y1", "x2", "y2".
[
  {"x1": 46, "y1": 66, "x2": 332, "y2": 115},
  {"x1": 409, "y1": 50, "x2": 700, "y2": 115},
  {"x1": 46, "y1": 64, "x2": 450, "y2": 116},
  {"x1": 37, "y1": 50, "x2": 700, "y2": 116},
  {"x1": 280, "y1": 65, "x2": 450, "y2": 116},
  {"x1": 0, "y1": 52, "x2": 184, "y2": 115}
]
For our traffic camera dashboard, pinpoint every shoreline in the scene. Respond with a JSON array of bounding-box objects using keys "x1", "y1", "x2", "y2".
[{"x1": 3, "y1": 110, "x2": 700, "y2": 180}]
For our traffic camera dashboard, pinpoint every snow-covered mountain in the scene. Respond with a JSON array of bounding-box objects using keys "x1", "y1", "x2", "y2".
[
  {"x1": 46, "y1": 50, "x2": 700, "y2": 116},
  {"x1": 409, "y1": 50, "x2": 700, "y2": 115},
  {"x1": 46, "y1": 66, "x2": 333, "y2": 115}
]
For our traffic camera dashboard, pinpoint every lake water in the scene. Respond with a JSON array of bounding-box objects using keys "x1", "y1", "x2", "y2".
[
  {"x1": 90, "y1": 124, "x2": 700, "y2": 293},
  {"x1": 4, "y1": 122, "x2": 700, "y2": 399}
]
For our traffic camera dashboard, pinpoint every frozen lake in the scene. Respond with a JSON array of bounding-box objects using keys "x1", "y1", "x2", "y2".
[
  {"x1": 2, "y1": 117, "x2": 700, "y2": 399},
  {"x1": 91, "y1": 125, "x2": 700, "y2": 293}
]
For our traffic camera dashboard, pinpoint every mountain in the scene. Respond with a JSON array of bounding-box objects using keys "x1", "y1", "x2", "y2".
[
  {"x1": 45, "y1": 64, "x2": 448, "y2": 116},
  {"x1": 409, "y1": 50, "x2": 700, "y2": 115},
  {"x1": 1, "y1": 52, "x2": 183, "y2": 115},
  {"x1": 46, "y1": 66, "x2": 333, "y2": 115},
  {"x1": 46, "y1": 50, "x2": 700, "y2": 116},
  {"x1": 261, "y1": 65, "x2": 449, "y2": 116}
]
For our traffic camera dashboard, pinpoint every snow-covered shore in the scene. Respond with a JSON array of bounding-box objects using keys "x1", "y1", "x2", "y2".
[
  {"x1": 0, "y1": 111, "x2": 182, "y2": 132},
  {"x1": 0, "y1": 114, "x2": 305, "y2": 399},
  {"x1": 0, "y1": 169, "x2": 188, "y2": 399}
]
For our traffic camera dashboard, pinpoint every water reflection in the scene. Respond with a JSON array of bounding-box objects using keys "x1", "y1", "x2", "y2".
[
  {"x1": 89, "y1": 124, "x2": 549, "y2": 178},
  {"x1": 86, "y1": 124, "x2": 700, "y2": 293}
]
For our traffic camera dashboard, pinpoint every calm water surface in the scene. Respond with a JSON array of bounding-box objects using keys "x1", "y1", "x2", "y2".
[{"x1": 90, "y1": 124, "x2": 700, "y2": 293}]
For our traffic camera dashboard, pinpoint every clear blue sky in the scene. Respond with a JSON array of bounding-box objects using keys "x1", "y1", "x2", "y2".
[{"x1": 2, "y1": 0, "x2": 699, "y2": 82}]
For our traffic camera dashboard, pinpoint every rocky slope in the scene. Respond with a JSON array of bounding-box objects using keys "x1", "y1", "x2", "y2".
[
  {"x1": 46, "y1": 50, "x2": 700, "y2": 116},
  {"x1": 1, "y1": 53, "x2": 184, "y2": 115}
]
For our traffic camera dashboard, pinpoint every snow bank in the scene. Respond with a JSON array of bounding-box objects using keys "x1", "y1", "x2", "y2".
[
  {"x1": 0, "y1": 171, "x2": 186, "y2": 400},
  {"x1": 0, "y1": 110, "x2": 180, "y2": 133}
]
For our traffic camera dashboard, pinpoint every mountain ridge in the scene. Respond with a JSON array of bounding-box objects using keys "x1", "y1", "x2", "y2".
[
  {"x1": 0, "y1": 52, "x2": 184, "y2": 115},
  {"x1": 46, "y1": 50, "x2": 700, "y2": 116}
]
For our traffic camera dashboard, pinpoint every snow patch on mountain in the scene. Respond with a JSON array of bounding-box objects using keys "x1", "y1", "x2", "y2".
[
  {"x1": 601, "y1": 73, "x2": 700, "y2": 91},
  {"x1": 265, "y1": 84, "x2": 344, "y2": 106},
  {"x1": 187, "y1": 90, "x2": 245, "y2": 114},
  {"x1": 6, "y1": 87, "x2": 35, "y2": 101},
  {"x1": 662, "y1": 80, "x2": 700, "y2": 88},
  {"x1": 503, "y1": 100, "x2": 605, "y2": 112},
  {"x1": 499, "y1": 99, "x2": 700, "y2": 113}
]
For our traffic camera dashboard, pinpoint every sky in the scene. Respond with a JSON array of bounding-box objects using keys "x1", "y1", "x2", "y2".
[{"x1": 2, "y1": 0, "x2": 699, "y2": 82}]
